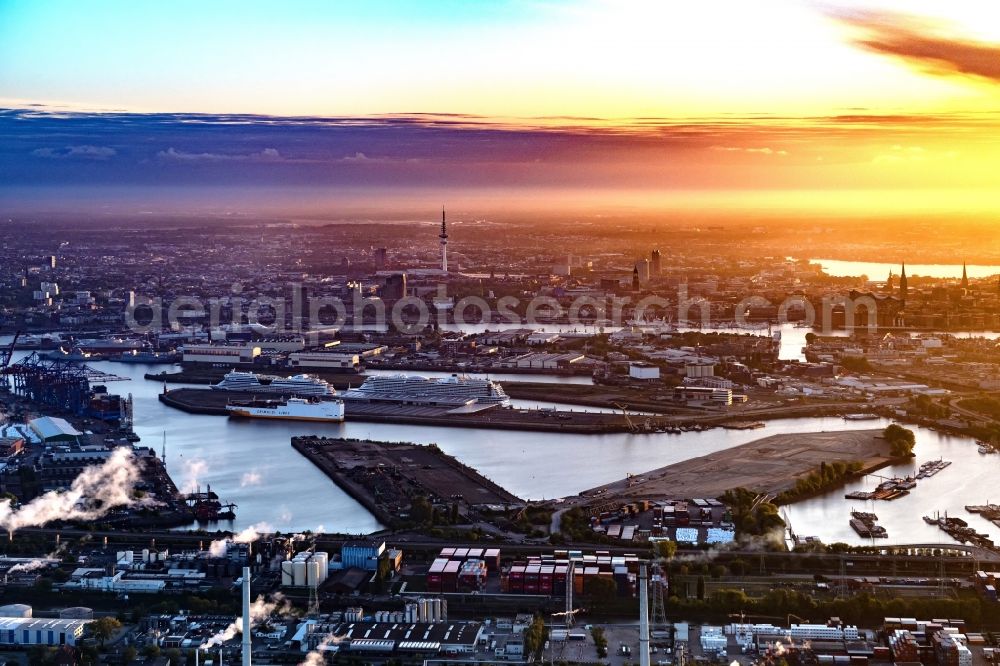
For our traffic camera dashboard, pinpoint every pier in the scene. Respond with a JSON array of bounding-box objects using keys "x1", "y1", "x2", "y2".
[
  {"x1": 576, "y1": 429, "x2": 892, "y2": 502},
  {"x1": 158, "y1": 387, "x2": 683, "y2": 433},
  {"x1": 291, "y1": 436, "x2": 523, "y2": 528}
]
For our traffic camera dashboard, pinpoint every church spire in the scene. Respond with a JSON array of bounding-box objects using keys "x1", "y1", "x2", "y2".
[
  {"x1": 899, "y1": 262, "x2": 908, "y2": 300},
  {"x1": 961, "y1": 262, "x2": 969, "y2": 289}
]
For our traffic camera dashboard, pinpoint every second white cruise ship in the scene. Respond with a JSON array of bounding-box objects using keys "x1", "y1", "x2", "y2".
[
  {"x1": 211, "y1": 370, "x2": 336, "y2": 397},
  {"x1": 341, "y1": 373, "x2": 510, "y2": 407}
]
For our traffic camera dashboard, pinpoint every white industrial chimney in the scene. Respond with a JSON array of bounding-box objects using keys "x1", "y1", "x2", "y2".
[
  {"x1": 639, "y1": 563, "x2": 650, "y2": 666},
  {"x1": 242, "y1": 566, "x2": 252, "y2": 666}
]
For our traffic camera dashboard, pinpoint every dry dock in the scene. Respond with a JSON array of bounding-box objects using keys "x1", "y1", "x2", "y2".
[
  {"x1": 291, "y1": 436, "x2": 522, "y2": 526},
  {"x1": 159, "y1": 387, "x2": 677, "y2": 433},
  {"x1": 581, "y1": 429, "x2": 892, "y2": 501}
]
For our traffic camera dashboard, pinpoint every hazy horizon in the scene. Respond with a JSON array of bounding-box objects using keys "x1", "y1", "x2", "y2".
[{"x1": 4, "y1": 1, "x2": 1000, "y2": 220}]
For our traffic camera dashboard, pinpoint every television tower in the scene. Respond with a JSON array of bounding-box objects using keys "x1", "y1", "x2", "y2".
[{"x1": 439, "y1": 207, "x2": 449, "y2": 273}]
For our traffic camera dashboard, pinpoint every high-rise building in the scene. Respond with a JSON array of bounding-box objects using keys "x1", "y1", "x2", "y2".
[
  {"x1": 383, "y1": 273, "x2": 407, "y2": 300},
  {"x1": 632, "y1": 266, "x2": 640, "y2": 291},
  {"x1": 636, "y1": 259, "x2": 651, "y2": 284},
  {"x1": 374, "y1": 247, "x2": 388, "y2": 271},
  {"x1": 651, "y1": 249, "x2": 661, "y2": 276},
  {"x1": 439, "y1": 207, "x2": 449, "y2": 273}
]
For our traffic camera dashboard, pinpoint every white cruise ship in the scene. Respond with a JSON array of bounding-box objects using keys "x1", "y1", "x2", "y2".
[
  {"x1": 341, "y1": 373, "x2": 510, "y2": 407},
  {"x1": 226, "y1": 397, "x2": 345, "y2": 422},
  {"x1": 211, "y1": 370, "x2": 336, "y2": 397}
]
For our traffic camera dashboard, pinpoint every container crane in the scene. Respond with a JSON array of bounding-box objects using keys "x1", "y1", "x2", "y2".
[
  {"x1": 612, "y1": 402, "x2": 637, "y2": 432},
  {"x1": 0, "y1": 331, "x2": 20, "y2": 371}
]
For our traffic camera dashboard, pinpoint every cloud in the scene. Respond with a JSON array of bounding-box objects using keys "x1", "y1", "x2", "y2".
[
  {"x1": 710, "y1": 145, "x2": 789, "y2": 156},
  {"x1": 828, "y1": 8, "x2": 1000, "y2": 84},
  {"x1": 0, "y1": 107, "x2": 993, "y2": 195},
  {"x1": 240, "y1": 469, "x2": 263, "y2": 487},
  {"x1": 872, "y1": 144, "x2": 957, "y2": 164},
  {"x1": 31, "y1": 144, "x2": 116, "y2": 159},
  {"x1": 157, "y1": 147, "x2": 283, "y2": 162},
  {"x1": 340, "y1": 151, "x2": 422, "y2": 164}
]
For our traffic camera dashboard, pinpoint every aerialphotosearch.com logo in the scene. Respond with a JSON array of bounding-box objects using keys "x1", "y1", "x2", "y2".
[{"x1": 125, "y1": 282, "x2": 881, "y2": 340}]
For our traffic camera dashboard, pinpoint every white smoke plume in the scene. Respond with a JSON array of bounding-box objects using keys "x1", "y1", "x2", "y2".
[
  {"x1": 206, "y1": 522, "x2": 274, "y2": 558},
  {"x1": 233, "y1": 522, "x2": 273, "y2": 543},
  {"x1": 8, "y1": 540, "x2": 67, "y2": 574},
  {"x1": 0, "y1": 448, "x2": 151, "y2": 534},
  {"x1": 180, "y1": 458, "x2": 208, "y2": 494},
  {"x1": 662, "y1": 527, "x2": 787, "y2": 565},
  {"x1": 299, "y1": 634, "x2": 346, "y2": 666},
  {"x1": 207, "y1": 539, "x2": 229, "y2": 558},
  {"x1": 7, "y1": 558, "x2": 56, "y2": 574},
  {"x1": 202, "y1": 593, "x2": 290, "y2": 650}
]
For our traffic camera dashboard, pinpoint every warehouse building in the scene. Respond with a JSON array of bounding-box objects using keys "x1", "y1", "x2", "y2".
[
  {"x1": 28, "y1": 417, "x2": 81, "y2": 443},
  {"x1": 181, "y1": 344, "x2": 261, "y2": 365},
  {"x1": 340, "y1": 540, "x2": 386, "y2": 571},
  {"x1": 287, "y1": 351, "x2": 361, "y2": 371},
  {"x1": 0, "y1": 617, "x2": 88, "y2": 646}
]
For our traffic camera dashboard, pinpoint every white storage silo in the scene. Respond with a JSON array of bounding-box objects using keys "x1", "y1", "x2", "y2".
[
  {"x1": 306, "y1": 559, "x2": 321, "y2": 588},
  {"x1": 313, "y1": 551, "x2": 329, "y2": 583},
  {"x1": 292, "y1": 560, "x2": 307, "y2": 586},
  {"x1": 432, "y1": 597, "x2": 444, "y2": 622},
  {"x1": 281, "y1": 560, "x2": 295, "y2": 586}
]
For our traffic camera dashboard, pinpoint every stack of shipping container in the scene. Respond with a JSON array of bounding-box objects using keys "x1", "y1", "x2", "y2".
[
  {"x1": 500, "y1": 550, "x2": 638, "y2": 598},
  {"x1": 426, "y1": 546, "x2": 640, "y2": 598},
  {"x1": 425, "y1": 548, "x2": 501, "y2": 593}
]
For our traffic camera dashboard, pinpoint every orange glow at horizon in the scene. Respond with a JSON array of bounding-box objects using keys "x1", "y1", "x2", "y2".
[{"x1": 4, "y1": 0, "x2": 1000, "y2": 215}]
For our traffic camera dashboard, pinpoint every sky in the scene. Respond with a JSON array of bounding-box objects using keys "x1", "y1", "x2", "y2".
[{"x1": 3, "y1": 0, "x2": 1000, "y2": 215}]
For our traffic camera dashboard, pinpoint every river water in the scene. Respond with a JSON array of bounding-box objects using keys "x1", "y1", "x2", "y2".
[
  {"x1": 1, "y1": 336, "x2": 993, "y2": 547},
  {"x1": 784, "y1": 419, "x2": 1000, "y2": 547},
  {"x1": 811, "y1": 258, "x2": 1000, "y2": 280}
]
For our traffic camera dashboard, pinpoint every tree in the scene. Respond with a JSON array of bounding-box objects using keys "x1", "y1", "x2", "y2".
[
  {"x1": 122, "y1": 647, "x2": 137, "y2": 664},
  {"x1": 523, "y1": 614, "x2": 549, "y2": 659},
  {"x1": 586, "y1": 576, "x2": 618, "y2": 605},
  {"x1": 883, "y1": 424, "x2": 916, "y2": 458},
  {"x1": 27, "y1": 646, "x2": 56, "y2": 666},
  {"x1": 591, "y1": 626, "x2": 608, "y2": 658},
  {"x1": 696, "y1": 575, "x2": 706, "y2": 600},
  {"x1": 409, "y1": 496, "x2": 434, "y2": 525},
  {"x1": 710, "y1": 564, "x2": 728, "y2": 579},
  {"x1": 88, "y1": 617, "x2": 123, "y2": 646},
  {"x1": 655, "y1": 540, "x2": 677, "y2": 561}
]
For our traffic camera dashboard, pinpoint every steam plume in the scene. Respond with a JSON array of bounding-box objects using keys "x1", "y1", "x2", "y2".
[
  {"x1": 299, "y1": 634, "x2": 346, "y2": 666},
  {"x1": 203, "y1": 592, "x2": 290, "y2": 650},
  {"x1": 206, "y1": 521, "x2": 273, "y2": 558},
  {"x1": 0, "y1": 448, "x2": 150, "y2": 534}
]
